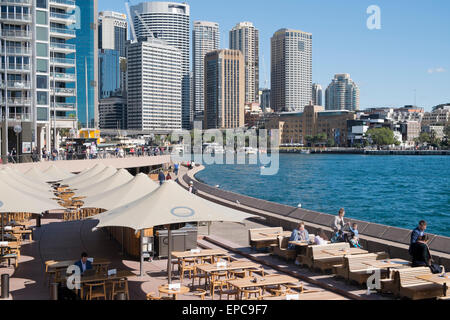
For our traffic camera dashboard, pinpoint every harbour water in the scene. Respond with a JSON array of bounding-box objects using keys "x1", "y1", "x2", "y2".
[{"x1": 195, "y1": 154, "x2": 450, "y2": 237}]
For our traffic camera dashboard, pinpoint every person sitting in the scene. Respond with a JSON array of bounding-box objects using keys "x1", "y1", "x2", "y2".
[
  {"x1": 409, "y1": 220, "x2": 427, "y2": 256},
  {"x1": 331, "y1": 208, "x2": 350, "y2": 243},
  {"x1": 348, "y1": 223, "x2": 362, "y2": 248},
  {"x1": 411, "y1": 235, "x2": 432, "y2": 267},
  {"x1": 288, "y1": 222, "x2": 310, "y2": 250},
  {"x1": 166, "y1": 172, "x2": 172, "y2": 181},
  {"x1": 74, "y1": 252, "x2": 93, "y2": 274}
]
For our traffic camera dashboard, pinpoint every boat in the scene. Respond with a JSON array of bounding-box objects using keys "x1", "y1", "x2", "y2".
[{"x1": 300, "y1": 149, "x2": 311, "y2": 154}]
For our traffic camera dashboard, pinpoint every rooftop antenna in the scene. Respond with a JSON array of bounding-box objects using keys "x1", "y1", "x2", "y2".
[{"x1": 261, "y1": 53, "x2": 269, "y2": 88}]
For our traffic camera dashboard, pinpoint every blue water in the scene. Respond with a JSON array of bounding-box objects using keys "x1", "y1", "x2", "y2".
[{"x1": 196, "y1": 154, "x2": 450, "y2": 237}]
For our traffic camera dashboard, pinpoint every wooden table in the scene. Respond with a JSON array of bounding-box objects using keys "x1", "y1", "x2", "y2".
[
  {"x1": 258, "y1": 231, "x2": 292, "y2": 239},
  {"x1": 288, "y1": 241, "x2": 311, "y2": 247},
  {"x1": 362, "y1": 259, "x2": 410, "y2": 269},
  {"x1": 417, "y1": 274, "x2": 450, "y2": 297},
  {"x1": 171, "y1": 249, "x2": 227, "y2": 260},
  {"x1": 196, "y1": 261, "x2": 260, "y2": 274},
  {"x1": 158, "y1": 284, "x2": 190, "y2": 300},
  {"x1": 47, "y1": 258, "x2": 111, "y2": 271},
  {"x1": 322, "y1": 248, "x2": 368, "y2": 256},
  {"x1": 227, "y1": 274, "x2": 299, "y2": 300}
]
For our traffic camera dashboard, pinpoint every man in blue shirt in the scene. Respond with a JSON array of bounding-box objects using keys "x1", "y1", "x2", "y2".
[
  {"x1": 74, "y1": 252, "x2": 93, "y2": 274},
  {"x1": 158, "y1": 170, "x2": 166, "y2": 185},
  {"x1": 288, "y1": 222, "x2": 309, "y2": 250},
  {"x1": 409, "y1": 220, "x2": 427, "y2": 256}
]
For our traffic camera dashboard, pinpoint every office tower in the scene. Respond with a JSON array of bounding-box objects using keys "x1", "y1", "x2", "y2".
[
  {"x1": 98, "y1": 49, "x2": 121, "y2": 99},
  {"x1": 192, "y1": 21, "x2": 219, "y2": 119},
  {"x1": 229, "y1": 22, "x2": 259, "y2": 104},
  {"x1": 127, "y1": 39, "x2": 182, "y2": 131},
  {"x1": 98, "y1": 11, "x2": 127, "y2": 57},
  {"x1": 1, "y1": 0, "x2": 78, "y2": 162},
  {"x1": 260, "y1": 89, "x2": 271, "y2": 112},
  {"x1": 325, "y1": 74, "x2": 360, "y2": 111},
  {"x1": 70, "y1": 0, "x2": 98, "y2": 129},
  {"x1": 312, "y1": 83, "x2": 323, "y2": 106},
  {"x1": 99, "y1": 96, "x2": 127, "y2": 130},
  {"x1": 130, "y1": 2, "x2": 190, "y2": 129},
  {"x1": 204, "y1": 50, "x2": 244, "y2": 129},
  {"x1": 271, "y1": 28, "x2": 312, "y2": 112}
]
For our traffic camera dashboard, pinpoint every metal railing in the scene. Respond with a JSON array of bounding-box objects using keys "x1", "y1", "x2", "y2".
[
  {"x1": 1, "y1": 47, "x2": 31, "y2": 55},
  {"x1": 0, "y1": 64, "x2": 31, "y2": 71},
  {"x1": 0, "y1": 12, "x2": 32, "y2": 22},
  {"x1": 51, "y1": 88, "x2": 76, "y2": 95},
  {"x1": 51, "y1": 102, "x2": 76, "y2": 110},
  {"x1": 1, "y1": 30, "x2": 32, "y2": 38},
  {"x1": 50, "y1": 12, "x2": 75, "y2": 22},
  {"x1": 50, "y1": 27, "x2": 76, "y2": 36},
  {"x1": 0, "y1": 98, "x2": 32, "y2": 105},
  {"x1": 50, "y1": 57, "x2": 76, "y2": 65},
  {"x1": 50, "y1": 42, "x2": 76, "y2": 51},
  {"x1": 0, "y1": 0, "x2": 31, "y2": 4},
  {"x1": 49, "y1": 0, "x2": 75, "y2": 6},
  {"x1": 0, "y1": 81, "x2": 31, "y2": 89},
  {"x1": 51, "y1": 72, "x2": 76, "y2": 81}
]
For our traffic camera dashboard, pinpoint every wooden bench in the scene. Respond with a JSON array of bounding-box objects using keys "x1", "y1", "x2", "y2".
[
  {"x1": 334, "y1": 253, "x2": 390, "y2": 285},
  {"x1": 299, "y1": 243, "x2": 349, "y2": 271},
  {"x1": 393, "y1": 267, "x2": 444, "y2": 300},
  {"x1": 249, "y1": 227, "x2": 284, "y2": 250},
  {"x1": 272, "y1": 236, "x2": 297, "y2": 261}
]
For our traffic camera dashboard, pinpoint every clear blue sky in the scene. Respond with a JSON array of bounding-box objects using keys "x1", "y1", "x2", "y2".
[{"x1": 99, "y1": 0, "x2": 450, "y2": 111}]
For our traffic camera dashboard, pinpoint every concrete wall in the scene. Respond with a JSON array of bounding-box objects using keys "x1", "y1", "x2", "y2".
[{"x1": 182, "y1": 166, "x2": 450, "y2": 269}]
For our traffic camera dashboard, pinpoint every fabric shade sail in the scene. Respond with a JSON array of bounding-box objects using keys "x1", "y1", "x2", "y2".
[
  {"x1": 43, "y1": 165, "x2": 75, "y2": 181},
  {"x1": 82, "y1": 173, "x2": 159, "y2": 210},
  {"x1": 69, "y1": 166, "x2": 117, "y2": 190},
  {"x1": 25, "y1": 167, "x2": 54, "y2": 183},
  {"x1": 60, "y1": 163, "x2": 107, "y2": 186},
  {"x1": 0, "y1": 170, "x2": 54, "y2": 198},
  {"x1": 0, "y1": 167, "x2": 49, "y2": 190},
  {"x1": 75, "y1": 169, "x2": 134, "y2": 198}
]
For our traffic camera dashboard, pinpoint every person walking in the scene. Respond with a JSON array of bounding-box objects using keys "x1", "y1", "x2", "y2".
[
  {"x1": 174, "y1": 162, "x2": 180, "y2": 176},
  {"x1": 158, "y1": 170, "x2": 166, "y2": 185}
]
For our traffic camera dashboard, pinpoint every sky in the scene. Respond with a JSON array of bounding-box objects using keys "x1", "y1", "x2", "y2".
[{"x1": 99, "y1": 0, "x2": 450, "y2": 111}]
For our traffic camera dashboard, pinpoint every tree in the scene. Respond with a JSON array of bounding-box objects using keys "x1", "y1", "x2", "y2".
[{"x1": 366, "y1": 127, "x2": 399, "y2": 147}]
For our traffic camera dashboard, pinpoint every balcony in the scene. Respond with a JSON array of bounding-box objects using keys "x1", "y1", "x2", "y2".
[
  {"x1": 0, "y1": 80, "x2": 31, "y2": 90},
  {"x1": 50, "y1": 27, "x2": 76, "y2": 39},
  {"x1": 49, "y1": 12, "x2": 76, "y2": 25},
  {"x1": 0, "y1": 12, "x2": 32, "y2": 24},
  {"x1": 0, "y1": 98, "x2": 32, "y2": 106},
  {"x1": 1, "y1": 29, "x2": 32, "y2": 39},
  {"x1": 1, "y1": 46, "x2": 32, "y2": 55},
  {"x1": 49, "y1": 0, "x2": 76, "y2": 10},
  {"x1": 5, "y1": 113, "x2": 32, "y2": 122},
  {"x1": 51, "y1": 102, "x2": 76, "y2": 111},
  {"x1": 51, "y1": 88, "x2": 76, "y2": 96},
  {"x1": 0, "y1": 0, "x2": 31, "y2": 5},
  {"x1": 50, "y1": 57, "x2": 76, "y2": 68},
  {"x1": 50, "y1": 72, "x2": 76, "y2": 82},
  {"x1": 50, "y1": 42, "x2": 76, "y2": 53},
  {"x1": 0, "y1": 64, "x2": 31, "y2": 73}
]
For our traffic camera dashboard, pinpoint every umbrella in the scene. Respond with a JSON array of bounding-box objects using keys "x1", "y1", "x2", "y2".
[
  {"x1": 81, "y1": 173, "x2": 159, "y2": 210},
  {"x1": 68, "y1": 166, "x2": 117, "y2": 190},
  {"x1": 75, "y1": 169, "x2": 134, "y2": 198},
  {"x1": 43, "y1": 165, "x2": 75, "y2": 181},
  {"x1": 91, "y1": 180, "x2": 255, "y2": 279},
  {"x1": 0, "y1": 179, "x2": 61, "y2": 250},
  {"x1": 60, "y1": 163, "x2": 106, "y2": 186}
]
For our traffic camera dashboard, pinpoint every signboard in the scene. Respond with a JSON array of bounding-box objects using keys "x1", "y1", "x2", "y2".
[{"x1": 22, "y1": 142, "x2": 32, "y2": 154}]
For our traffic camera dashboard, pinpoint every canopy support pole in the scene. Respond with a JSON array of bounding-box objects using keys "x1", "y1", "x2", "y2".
[
  {"x1": 167, "y1": 225, "x2": 172, "y2": 284},
  {"x1": 139, "y1": 230, "x2": 144, "y2": 277},
  {"x1": 121, "y1": 228, "x2": 124, "y2": 256},
  {"x1": 1, "y1": 212, "x2": 4, "y2": 256}
]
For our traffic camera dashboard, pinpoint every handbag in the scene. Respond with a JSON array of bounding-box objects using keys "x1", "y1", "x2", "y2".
[{"x1": 429, "y1": 263, "x2": 443, "y2": 274}]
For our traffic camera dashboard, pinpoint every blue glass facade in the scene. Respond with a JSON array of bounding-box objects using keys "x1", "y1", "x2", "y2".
[
  {"x1": 69, "y1": 0, "x2": 98, "y2": 128},
  {"x1": 99, "y1": 49, "x2": 120, "y2": 99}
]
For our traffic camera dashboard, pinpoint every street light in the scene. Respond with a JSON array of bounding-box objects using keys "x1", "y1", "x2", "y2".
[{"x1": 13, "y1": 125, "x2": 22, "y2": 163}]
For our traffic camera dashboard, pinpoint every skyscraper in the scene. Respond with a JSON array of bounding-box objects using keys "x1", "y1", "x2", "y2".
[
  {"x1": 130, "y1": 2, "x2": 190, "y2": 129},
  {"x1": 325, "y1": 74, "x2": 360, "y2": 111},
  {"x1": 1, "y1": 0, "x2": 78, "y2": 162},
  {"x1": 127, "y1": 39, "x2": 182, "y2": 131},
  {"x1": 70, "y1": 0, "x2": 98, "y2": 129},
  {"x1": 193, "y1": 21, "x2": 219, "y2": 119},
  {"x1": 271, "y1": 28, "x2": 312, "y2": 112},
  {"x1": 98, "y1": 49, "x2": 121, "y2": 99},
  {"x1": 204, "y1": 50, "x2": 244, "y2": 129},
  {"x1": 229, "y1": 22, "x2": 259, "y2": 104},
  {"x1": 98, "y1": 11, "x2": 127, "y2": 57},
  {"x1": 260, "y1": 89, "x2": 271, "y2": 112},
  {"x1": 312, "y1": 83, "x2": 323, "y2": 106}
]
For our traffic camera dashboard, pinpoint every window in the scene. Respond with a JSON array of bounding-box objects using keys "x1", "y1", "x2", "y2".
[
  {"x1": 37, "y1": 91, "x2": 48, "y2": 105},
  {"x1": 37, "y1": 107, "x2": 48, "y2": 121},
  {"x1": 36, "y1": 43, "x2": 48, "y2": 57},
  {"x1": 36, "y1": 11, "x2": 47, "y2": 25},
  {"x1": 36, "y1": 0, "x2": 47, "y2": 9},
  {"x1": 36, "y1": 59, "x2": 48, "y2": 73},
  {"x1": 36, "y1": 27, "x2": 48, "y2": 41},
  {"x1": 37, "y1": 75, "x2": 48, "y2": 89}
]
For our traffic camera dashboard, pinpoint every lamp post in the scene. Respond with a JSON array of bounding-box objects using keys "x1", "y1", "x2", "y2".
[
  {"x1": 13, "y1": 125, "x2": 22, "y2": 163},
  {"x1": 0, "y1": 201, "x2": 4, "y2": 256}
]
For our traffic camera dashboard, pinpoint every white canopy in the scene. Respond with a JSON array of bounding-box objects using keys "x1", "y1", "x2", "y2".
[
  {"x1": 0, "y1": 178, "x2": 60, "y2": 213},
  {"x1": 25, "y1": 167, "x2": 54, "y2": 183},
  {"x1": 75, "y1": 169, "x2": 134, "y2": 198},
  {"x1": 0, "y1": 170, "x2": 54, "y2": 198},
  {"x1": 60, "y1": 163, "x2": 106, "y2": 186},
  {"x1": 82, "y1": 173, "x2": 159, "y2": 210},
  {"x1": 43, "y1": 165, "x2": 74, "y2": 181},
  {"x1": 69, "y1": 166, "x2": 117, "y2": 190},
  {"x1": 92, "y1": 180, "x2": 255, "y2": 231},
  {"x1": 0, "y1": 167, "x2": 49, "y2": 190}
]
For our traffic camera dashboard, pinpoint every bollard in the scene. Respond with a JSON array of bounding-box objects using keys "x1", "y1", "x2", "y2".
[
  {"x1": 1, "y1": 274, "x2": 10, "y2": 299},
  {"x1": 36, "y1": 216, "x2": 41, "y2": 228},
  {"x1": 116, "y1": 292, "x2": 126, "y2": 300},
  {"x1": 50, "y1": 283, "x2": 58, "y2": 300}
]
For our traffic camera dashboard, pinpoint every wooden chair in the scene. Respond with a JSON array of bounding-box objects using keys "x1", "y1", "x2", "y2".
[
  {"x1": 191, "y1": 264, "x2": 209, "y2": 288},
  {"x1": 180, "y1": 258, "x2": 196, "y2": 282},
  {"x1": 241, "y1": 287, "x2": 262, "y2": 300},
  {"x1": 210, "y1": 271, "x2": 228, "y2": 300},
  {"x1": 85, "y1": 282, "x2": 108, "y2": 300},
  {"x1": 214, "y1": 254, "x2": 232, "y2": 263},
  {"x1": 146, "y1": 292, "x2": 173, "y2": 300},
  {"x1": 248, "y1": 267, "x2": 265, "y2": 277},
  {"x1": 109, "y1": 279, "x2": 129, "y2": 300},
  {"x1": 284, "y1": 282, "x2": 304, "y2": 293},
  {"x1": 192, "y1": 289, "x2": 207, "y2": 300},
  {"x1": 228, "y1": 270, "x2": 246, "y2": 279},
  {"x1": 220, "y1": 286, "x2": 239, "y2": 300},
  {"x1": 200, "y1": 256, "x2": 214, "y2": 264}
]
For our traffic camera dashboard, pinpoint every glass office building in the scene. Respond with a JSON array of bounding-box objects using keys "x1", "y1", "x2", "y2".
[
  {"x1": 69, "y1": 0, "x2": 98, "y2": 128},
  {"x1": 99, "y1": 49, "x2": 121, "y2": 99}
]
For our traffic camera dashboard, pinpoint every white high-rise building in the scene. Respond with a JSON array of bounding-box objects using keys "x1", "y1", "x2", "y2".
[
  {"x1": 130, "y1": 2, "x2": 190, "y2": 129},
  {"x1": 271, "y1": 28, "x2": 312, "y2": 112},
  {"x1": 98, "y1": 11, "x2": 127, "y2": 57},
  {"x1": 126, "y1": 39, "x2": 182, "y2": 131},
  {"x1": 192, "y1": 21, "x2": 219, "y2": 119},
  {"x1": 1, "y1": 0, "x2": 78, "y2": 162},
  {"x1": 229, "y1": 22, "x2": 259, "y2": 104},
  {"x1": 325, "y1": 74, "x2": 360, "y2": 111},
  {"x1": 312, "y1": 83, "x2": 323, "y2": 106}
]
